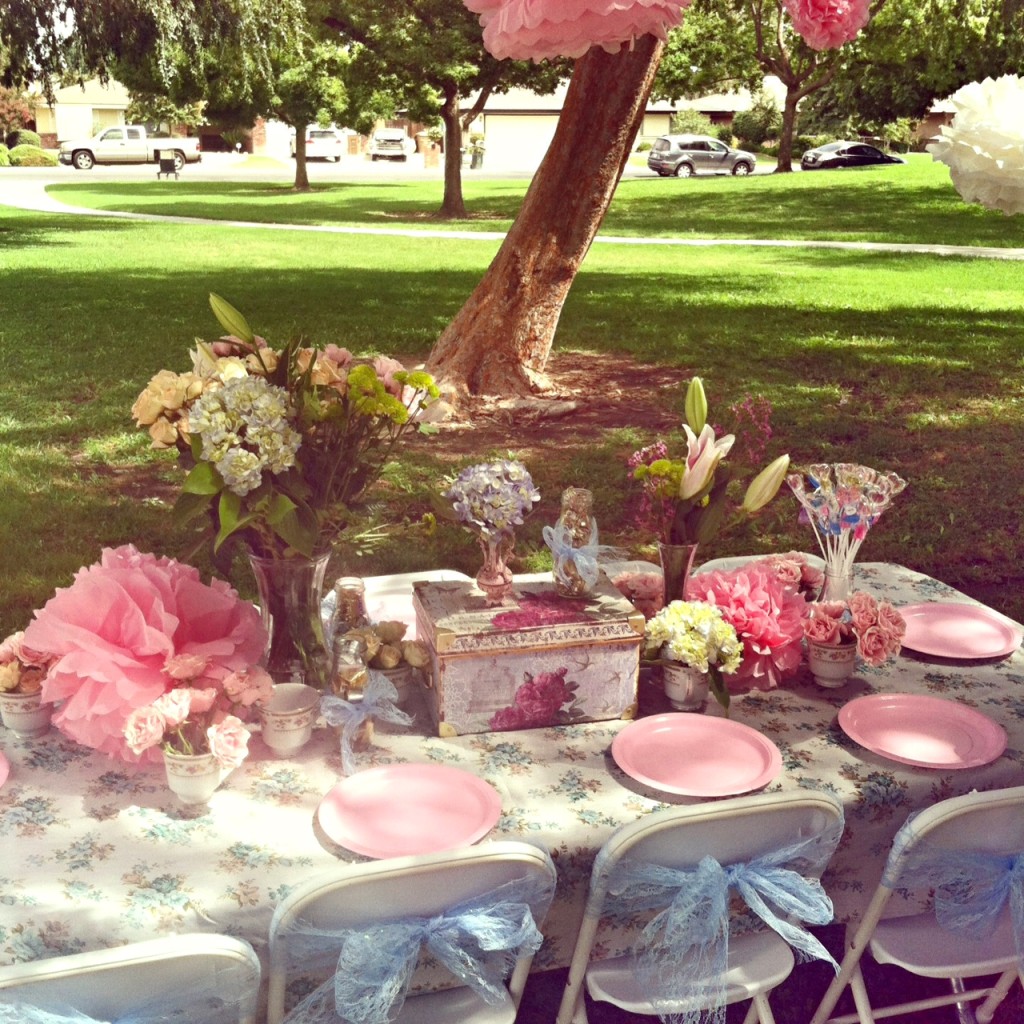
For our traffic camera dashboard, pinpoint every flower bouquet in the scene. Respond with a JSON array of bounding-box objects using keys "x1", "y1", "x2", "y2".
[
  {"x1": 804, "y1": 592, "x2": 906, "y2": 667},
  {"x1": 644, "y1": 600, "x2": 742, "y2": 712},
  {"x1": 21, "y1": 545, "x2": 269, "y2": 761},
  {"x1": 687, "y1": 563, "x2": 808, "y2": 692},
  {"x1": 0, "y1": 631, "x2": 57, "y2": 737},
  {"x1": 787, "y1": 463, "x2": 907, "y2": 600},
  {"x1": 443, "y1": 459, "x2": 541, "y2": 605},
  {"x1": 123, "y1": 664, "x2": 273, "y2": 767},
  {"x1": 629, "y1": 378, "x2": 790, "y2": 605}
]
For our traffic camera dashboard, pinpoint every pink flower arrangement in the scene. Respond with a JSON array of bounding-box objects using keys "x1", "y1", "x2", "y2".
[
  {"x1": 687, "y1": 564, "x2": 807, "y2": 690},
  {"x1": 488, "y1": 667, "x2": 580, "y2": 731},
  {"x1": 755, "y1": 552, "x2": 825, "y2": 599},
  {"x1": 804, "y1": 592, "x2": 906, "y2": 667},
  {"x1": 782, "y1": 0, "x2": 871, "y2": 50},
  {"x1": 0, "y1": 631, "x2": 55, "y2": 695},
  {"x1": 124, "y1": 665, "x2": 273, "y2": 767},
  {"x1": 22, "y1": 545, "x2": 269, "y2": 762},
  {"x1": 609, "y1": 570, "x2": 664, "y2": 619}
]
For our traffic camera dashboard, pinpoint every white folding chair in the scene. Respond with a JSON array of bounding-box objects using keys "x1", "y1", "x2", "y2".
[
  {"x1": 555, "y1": 789, "x2": 846, "y2": 1024},
  {"x1": 267, "y1": 839, "x2": 557, "y2": 1024},
  {"x1": 0, "y1": 933, "x2": 261, "y2": 1023},
  {"x1": 810, "y1": 785, "x2": 1024, "y2": 1024}
]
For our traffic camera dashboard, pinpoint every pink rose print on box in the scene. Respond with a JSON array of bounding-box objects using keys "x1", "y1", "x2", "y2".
[{"x1": 488, "y1": 667, "x2": 581, "y2": 731}]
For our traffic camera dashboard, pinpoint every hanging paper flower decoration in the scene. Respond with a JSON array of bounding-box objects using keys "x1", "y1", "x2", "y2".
[
  {"x1": 781, "y1": 0, "x2": 871, "y2": 50},
  {"x1": 930, "y1": 76, "x2": 1024, "y2": 216},
  {"x1": 463, "y1": 0, "x2": 691, "y2": 62}
]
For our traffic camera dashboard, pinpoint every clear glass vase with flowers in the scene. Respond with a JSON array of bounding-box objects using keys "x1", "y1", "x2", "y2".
[
  {"x1": 131, "y1": 294, "x2": 440, "y2": 687},
  {"x1": 629, "y1": 377, "x2": 790, "y2": 605},
  {"x1": 804, "y1": 592, "x2": 906, "y2": 688},
  {"x1": 442, "y1": 459, "x2": 541, "y2": 606},
  {"x1": 643, "y1": 600, "x2": 743, "y2": 713}
]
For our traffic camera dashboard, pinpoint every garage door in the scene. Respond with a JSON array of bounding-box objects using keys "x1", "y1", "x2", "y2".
[{"x1": 481, "y1": 114, "x2": 559, "y2": 170}]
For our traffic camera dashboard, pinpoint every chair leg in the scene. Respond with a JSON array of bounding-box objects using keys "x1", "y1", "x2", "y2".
[
  {"x1": 975, "y1": 969, "x2": 1018, "y2": 1024},
  {"x1": 950, "y1": 977, "x2": 980, "y2": 1024},
  {"x1": 847, "y1": 963, "x2": 878, "y2": 1024},
  {"x1": 749, "y1": 993, "x2": 777, "y2": 1024}
]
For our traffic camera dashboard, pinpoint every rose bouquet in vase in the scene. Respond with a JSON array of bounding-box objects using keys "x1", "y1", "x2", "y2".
[
  {"x1": 643, "y1": 601, "x2": 743, "y2": 713},
  {"x1": 804, "y1": 592, "x2": 906, "y2": 688},
  {"x1": 0, "y1": 631, "x2": 57, "y2": 738},
  {"x1": 132, "y1": 294, "x2": 440, "y2": 686},
  {"x1": 629, "y1": 377, "x2": 790, "y2": 605},
  {"x1": 442, "y1": 459, "x2": 541, "y2": 605}
]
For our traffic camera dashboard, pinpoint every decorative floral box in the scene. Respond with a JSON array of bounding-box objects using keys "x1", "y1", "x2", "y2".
[{"x1": 412, "y1": 575, "x2": 644, "y2": 736}]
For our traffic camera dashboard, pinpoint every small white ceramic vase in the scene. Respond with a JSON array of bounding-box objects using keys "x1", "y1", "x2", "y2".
[
  {"x1": 259, "y1": 682, "x2": 319, "y2": 757},
  {"x1": 162, "y1": 750, "x2": 224, "y2": 805},
  {"x1": 663, "y1": 662, "x2": 709, "y2": 712},
  {"x1": 0, "y1": 690, "x2": 52, "y2": 738},
  {"x1": 375, "y1": 664, "x2": 421, "y2": 705},
  {"x1": 807, "y1": 640, "x2": 857, "y2": 688}
]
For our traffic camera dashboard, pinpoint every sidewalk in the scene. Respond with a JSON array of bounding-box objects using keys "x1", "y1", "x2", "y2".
[{"x1": 4, "y1": 173, "x2": 1024, "y2": 260}]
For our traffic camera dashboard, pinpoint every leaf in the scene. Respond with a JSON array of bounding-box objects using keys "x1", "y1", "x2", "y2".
[
  {"x1": 214, "y1": 490, "x2": 256, "y2": 551},
  {"x1": 269, "y1": 500, "x2": 319, "y2": 557},
  {"x1": 209, "y1": 293, "x2": 254, "y2": 344},
  {"x1": 172, "y1": 490, "x2": 212, "y2": 526},
  {"x1": 181, "y1": 461, "x2": 224, "y2": 496}
]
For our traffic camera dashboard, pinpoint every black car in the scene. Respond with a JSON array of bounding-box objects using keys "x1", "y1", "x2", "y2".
[{"x1": 801, "y1": 141, "x2": 906, "y2": 171}]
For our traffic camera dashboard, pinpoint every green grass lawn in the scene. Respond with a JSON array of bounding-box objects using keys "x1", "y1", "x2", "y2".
[{"x1": 2, "y1": 161, "x2": 1024, "y2": 638}]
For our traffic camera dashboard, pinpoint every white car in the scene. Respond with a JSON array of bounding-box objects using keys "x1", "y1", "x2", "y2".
[
  {"x1": 290, "y1": 127, "x2": 346, "y2": 162},
  {"x1": 369, "y1": 128, "x2": 414, "y2": 162}
]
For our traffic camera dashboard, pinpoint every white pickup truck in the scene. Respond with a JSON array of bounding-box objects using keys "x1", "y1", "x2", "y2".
[{"x1": 58, "y1": 126, "x2": 202, "y2": 171}]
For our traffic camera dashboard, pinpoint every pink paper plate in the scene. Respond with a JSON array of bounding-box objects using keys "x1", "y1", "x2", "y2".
[
  {"x1": 900, "y1": 602, "x2": 1023, "y2": 660},
  {"x1": 317, "y1": 763, "x2": 502, "y2": 859},
  {"x1": 838, "y1": 694, "x2": 1007, "y2": 769},
  {"x1": 0, "y1": 751, "x2": 8, "y2": 789},
  {"x1": 611, "y1": 714, "x2": 782, "y2": 797}
]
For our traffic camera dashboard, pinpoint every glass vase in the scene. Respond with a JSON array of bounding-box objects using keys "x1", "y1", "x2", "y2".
[
  {"x1": 658, "y1": 541, "x2": 700, "y2": 607},
  {"x1": 476, "y1": 534, "x2": 515, "y2": 606},
  {"x1": 247, "y1": 550, "x2": 331, "y2": 688},
  {"x1": 820, "y1": 569, "x2": 853, "y2": 602},
  {"x1": 551, "y1": 487, "x2": 599, "y2": 599}
]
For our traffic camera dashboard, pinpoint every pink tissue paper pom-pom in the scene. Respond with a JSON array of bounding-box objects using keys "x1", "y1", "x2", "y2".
[
  {"x1": 688, "y1": 565, "x2": 807, "y2": 690},
  {"x1": 465, "y1": 0, "x2": 691, "y2": 62},
  {"x1": 782, "y1": 0, "x2": 871, "y2": 50},
  {"x1": 23, "y1": 545, "x2": 267, "y2": 762}
]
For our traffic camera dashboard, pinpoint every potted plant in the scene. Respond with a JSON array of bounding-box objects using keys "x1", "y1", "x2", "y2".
[
  {"x1": 643, "y1": 600, "x2": 742, "y2": 713},
  {"x1": 804, "y1": 592, "x2": 906, "y2": 688}
]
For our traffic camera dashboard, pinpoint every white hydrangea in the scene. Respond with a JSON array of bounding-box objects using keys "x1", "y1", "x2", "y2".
[
  {"x1": 645, "y1": 601, "x2": 742, "y2": 674},
  {"x1": 930, "y1": 75, "x2": 1024, "y2": 216},
  {"x1": 189, "y1": 376, "x2": 301, "y2": 496}
]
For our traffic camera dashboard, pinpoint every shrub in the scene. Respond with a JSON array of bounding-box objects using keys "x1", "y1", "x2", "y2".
[
  {"x1": 635, "y1": 141, "x2": 652, "y2": 152},
  {"x1": 715, "y1": 125, "x2": 734, "y2": 145},
  {"x1": 732, "y1": 91, "x2": 782, "y2": 150},
  {"x1": 669, "y1": 109, "x2": 715, "y2": 136},
  {"x1": 6, "y1": 128, "x2": 41, "y2": 149},
  {"x1": 8, "y1": 144, "x2": 57, "y2": 167},
  {"x1": 0, "y1": 144, "x2": 9, "y2": 168}
]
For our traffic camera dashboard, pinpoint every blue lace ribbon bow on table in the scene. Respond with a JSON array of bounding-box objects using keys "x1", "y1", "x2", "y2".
[
  {"x1": 320, "y1": 671, "x2": 412, "y2": 775},
  {"x1": 603, "y1": 820, "x2": 843, "y2": 1024},
  {"x1": 275, "y1": 869, "x2": 556, "y2": 1024}
]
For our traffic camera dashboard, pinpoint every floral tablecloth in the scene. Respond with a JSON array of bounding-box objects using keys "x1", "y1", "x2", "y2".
[{"x1": 2, "y1": 563, "x2": 1023, "y2": 978}]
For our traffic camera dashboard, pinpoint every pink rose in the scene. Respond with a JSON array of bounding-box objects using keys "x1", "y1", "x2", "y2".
[
  {"x1": 323, "y1": 344, "x2": 352, "y2": 368},
  {"x1": 848, "y1": 592, "x2": 878, "y2": 634},
  {"x1": 189, "y1": 687, "x2": 219, "y2": 714},
  {"x1": 164, "y1": 653, "x2": 210, "y2": 681},
  {"x1": 0, "y1": 631, "x2": 25, "y2": 665},
  {"x1": 783, "y1": 0, "x2": 871, "y2": 50},
  {"x1": 373, "y1": 356, "x2": 406, "y2": 397},
  {"x1": 207, "y1": 715, "x2": 250, "y2": 768},
  {"x1": 856, "y1": 625, "x2": 892, "y2": 667},
  {"x1": 24, "y1": 545, "x2": 267, "y2": 761},
  {"x1": 805, "y1": 611, "x2": 842, "y2": 644},
  {"x1": 123, "y1": 706, "x2": 167, "y2": 756},
  {"x1": 222, "y1": 666, "x2": 274, "y2": 708},
  {"x1": 876, "y1": 602, "x2": 907, "y2": 643},
  {"x1": 152, "y1": 689, "x2": 192, "y2": 728}
]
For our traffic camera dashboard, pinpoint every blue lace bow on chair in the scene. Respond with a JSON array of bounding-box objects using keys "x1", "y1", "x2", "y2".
[
  {"x1": 275, "y1": 871, "x2": 555, "y2": 1024},
  {"x1": 604, "y1": 818, "x2": 843, "y2": 1024},
  {"x1": 320, "y1": 672, "x2": 412, "y2": 775},
  {"x1": 885, "y1": 815, "x2": 1024, "y2": 965}
]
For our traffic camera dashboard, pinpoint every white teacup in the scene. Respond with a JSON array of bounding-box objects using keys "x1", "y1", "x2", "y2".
[{"x1": 259, "y1": 683, "x2": 319, "y2": 758}]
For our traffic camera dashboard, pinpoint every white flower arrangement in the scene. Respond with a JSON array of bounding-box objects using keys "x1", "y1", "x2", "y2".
[
  {"x1": 930, "y1": 75, "x2": 1024, "y2": 216},
  {"x1": 644, "y1": 600, "x2": 743, "y2": 674}
]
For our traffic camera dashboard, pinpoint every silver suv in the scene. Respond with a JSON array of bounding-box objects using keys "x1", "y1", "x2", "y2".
[{"x1": 647, "y1": 134, "x2": 756, "y2": 178}]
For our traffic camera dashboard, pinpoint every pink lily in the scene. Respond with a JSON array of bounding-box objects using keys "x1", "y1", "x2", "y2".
[{"x1": 680, "y1": 424, "x2": 735, "y2": 500}]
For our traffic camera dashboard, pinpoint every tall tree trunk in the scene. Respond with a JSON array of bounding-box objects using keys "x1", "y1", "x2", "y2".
[
  {"x1": 293, "y1": 128, "x2": 310, "y2": 192},
  {"x1": 427, "y1": 35, "x2": 664, "y2": 397},
  {"x1": 775, "y1": 88, "x2": 800, "y2": 172},
  {"x1": 438, "y1": 86, "x2": 467, "y2": 219}
]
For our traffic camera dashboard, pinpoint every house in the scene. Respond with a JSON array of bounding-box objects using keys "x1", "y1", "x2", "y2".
[{"x1": 29, "y1": 78, "x2": 132, "y2": 148}]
